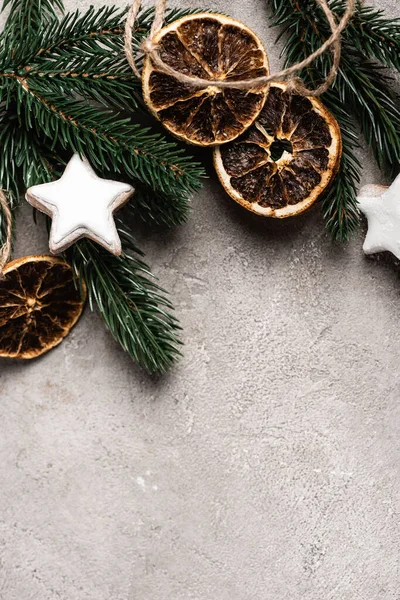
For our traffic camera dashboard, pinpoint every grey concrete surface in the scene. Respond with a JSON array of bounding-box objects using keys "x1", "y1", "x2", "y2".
[{"x1": 1, "y1": 0, "x2": 400, "y2": 598}]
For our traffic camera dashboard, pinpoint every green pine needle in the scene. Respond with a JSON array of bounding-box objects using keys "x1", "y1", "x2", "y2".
[
  {"x1": 128, "y1": 184, "x2": 191, "y2": 228},
  {"x1": 2, "y1": 0, "x2": 64, "y2": 41},
  {"x1": 347, "y1": 1, "x2": 400, "y2": 72},
  {"x1": 319, "y1": 93, "x2": 362, "y2": 241},
  {"x1": 337, "y1": 58, "x2": 400, "y2": 179}
]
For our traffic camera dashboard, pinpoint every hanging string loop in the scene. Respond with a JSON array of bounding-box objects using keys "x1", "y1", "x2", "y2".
[{"x1": 124, "y1": 0, "x2": 355, "y2": 97}]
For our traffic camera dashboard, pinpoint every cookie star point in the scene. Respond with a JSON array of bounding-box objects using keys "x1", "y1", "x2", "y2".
[
  {"x1": 357, "y1": 174, "x2": 400, "y2": 260},
  {"x1": 25, "y1": 154, "x2": 134, "y2": 255}
]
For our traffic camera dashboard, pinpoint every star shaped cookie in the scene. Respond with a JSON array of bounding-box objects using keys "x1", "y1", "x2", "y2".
[{"x1": 26, "y1": 154, "x2": 134, "y2": 255}]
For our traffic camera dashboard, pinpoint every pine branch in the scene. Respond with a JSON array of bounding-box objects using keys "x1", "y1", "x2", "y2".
[
  {"x1": 68, "y1": 227, "x2": 182, "y2": 374},
  {"x1": 0, "y1": 1, "x2": 204, "y2": 370},
  {"x1": 0, "y1": 125, "x2": 182, "y2": 373},
  {"x1": 320, "y1": 95, "x2": 361, "y2": 240},
  {"x1": 0, "y1": 110, "x2": 60, "y2": 197},
  {"x1": 267, "y1": 0, "x2": 361, "y2": 241},
  {"x1": 2, "y1": 0, "x2": 64, "y2": 42},
  {"x1": 0, "y1": 0, "x2": 65, "y2": 229},
  {"x1": 0, "y1": 5, "x2": 204, "y2": 201},
  {"x1": 347, "y1": 1, "x2": 400, "y2": 72},
  {"x1": 337, "y1": 58, "x2": 400, "y2": 178},
  {"x1": 11, "y1": 79, "x2": 202, "y2": 196},
  {"x1": 127, "y1": 184, "x2": 191, "y2": 228}
]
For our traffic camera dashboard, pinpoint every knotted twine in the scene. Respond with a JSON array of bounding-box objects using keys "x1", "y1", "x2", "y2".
[
  {"x1": 0, "y1": 190, "x2": 12, "y2": 275},
  {"x1": 124, "y1": 0, "x2": 355, "y2": 97}
]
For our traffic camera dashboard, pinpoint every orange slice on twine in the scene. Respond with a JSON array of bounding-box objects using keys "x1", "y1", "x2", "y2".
[
  {"x1": 142, "y1": 13, "x2": 270, "y2": 146},
  {"x1": 214, "y1": 82, "x2": 342, "y2": 217},
  {"x1": 0, "y1": 255, "x2": 86, "y2": 359}
]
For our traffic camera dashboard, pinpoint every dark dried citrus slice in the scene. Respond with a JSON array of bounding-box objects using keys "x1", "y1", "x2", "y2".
[
  {"x1": 142, "y1": 13, "x2": 270, "y2": 146},
  {"x1": 0, "y1": 255, "x2": 86, "y2": 359},
  {"x1": 214, "y1": 82, "x2": 342, "y2": 217}
]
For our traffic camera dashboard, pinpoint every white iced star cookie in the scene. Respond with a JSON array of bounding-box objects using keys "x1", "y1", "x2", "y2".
[
  {"x1": 358, "y1": 174, "x2": 400, "y2": 260},
  {"x1": 26, "y1": 154, "x2": 134, "y2": 255}
]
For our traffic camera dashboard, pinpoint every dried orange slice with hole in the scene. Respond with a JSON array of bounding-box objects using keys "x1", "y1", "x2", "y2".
[
  {"x1": 142, "y1": 13, "x2": 270, "y2": 146},
  {"x1": 0, "y1": 255, "x2": 86, "y2": 359},
  {"x1": 214, "y1": 82, "x2": 342, "y2": 217}
]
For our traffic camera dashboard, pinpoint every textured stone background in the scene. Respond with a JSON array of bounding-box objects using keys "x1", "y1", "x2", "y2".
[{"x1": 1, "y1": 0, "x2": 400, "y2": 599}]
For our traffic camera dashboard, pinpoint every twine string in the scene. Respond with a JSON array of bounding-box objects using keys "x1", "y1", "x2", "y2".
[
  {"x1": 0, "y1": 190, "x2": 12, "y2": 275},
  {"x1": 124, "y1": 0, "x2": 355, "y2": 97}
]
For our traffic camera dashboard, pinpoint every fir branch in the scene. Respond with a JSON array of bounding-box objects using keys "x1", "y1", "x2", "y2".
[
  {"x1": 347, "y1": 2, "x2": 400, "y2": 72},
  {"x1": 0, "y1": 4, "x2": 205, "y2": 202},
  {"x1": 10, "y1": 77, "x2": 203, "y2": 197},
  {"x1": 267, "y1": 0, "x2": 361, "y2": 241},
  {"x1": 14, "y1": 6, "x2": 129, "y2": 71},
  {"x1": 0, "y1": 1, "x2": 203, "y2": 370},
  {"x1": 320, "y1": 95, "x2": 361, "y2": 240},
  {"x1": 280, "y1": 2, "x2": 400, "y2": 179},
  {"x1": 127, "y1": 184, "x2": 191, "y2": 228},
  {"x1": 0, "y1": 4, "x2": 205, "y2": 201},
  {"x1": 0, "y1": 125, "x2": 185, "y2": 372},
  {"x1": 2, "y1": 0, "x2": 64, "y2": 42},
  {"x1": 68, "y1": 227, "x2": 182, "y2": 374},
  {"x1": 0, "y1": 6, "x2": 206, "y2": 107},
  {"x1": 0, "y1": 114, "x2": 23, "y2": 203},
  {"x1": 0, "y1": 109, "x2": 61, "y2": 197},
  {"x1": 337, "y1": 58, "x2": 400, "y2": 178},
  {"x1": 0, "y1": 113, "x2": 60, "y2": 249}
]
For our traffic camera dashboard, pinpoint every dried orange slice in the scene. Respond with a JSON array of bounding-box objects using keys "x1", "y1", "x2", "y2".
[
  {"x1": 142, "y1": 13, "x2": 270, "y2": 146},
  {"x1": 0, "y1": 255, "x2": 86, "y2": 359},
  {"x1": 214, "y1": 82, "x2": 342, "y2": 217}
]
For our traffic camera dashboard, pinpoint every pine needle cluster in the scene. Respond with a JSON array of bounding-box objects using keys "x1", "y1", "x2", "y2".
[
  {"x1": 267, "y1": 0, "x2": 400, "y2": 241},
  {"x1": 0, "y1": 0, "x2": 204, "y2": 373}
]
